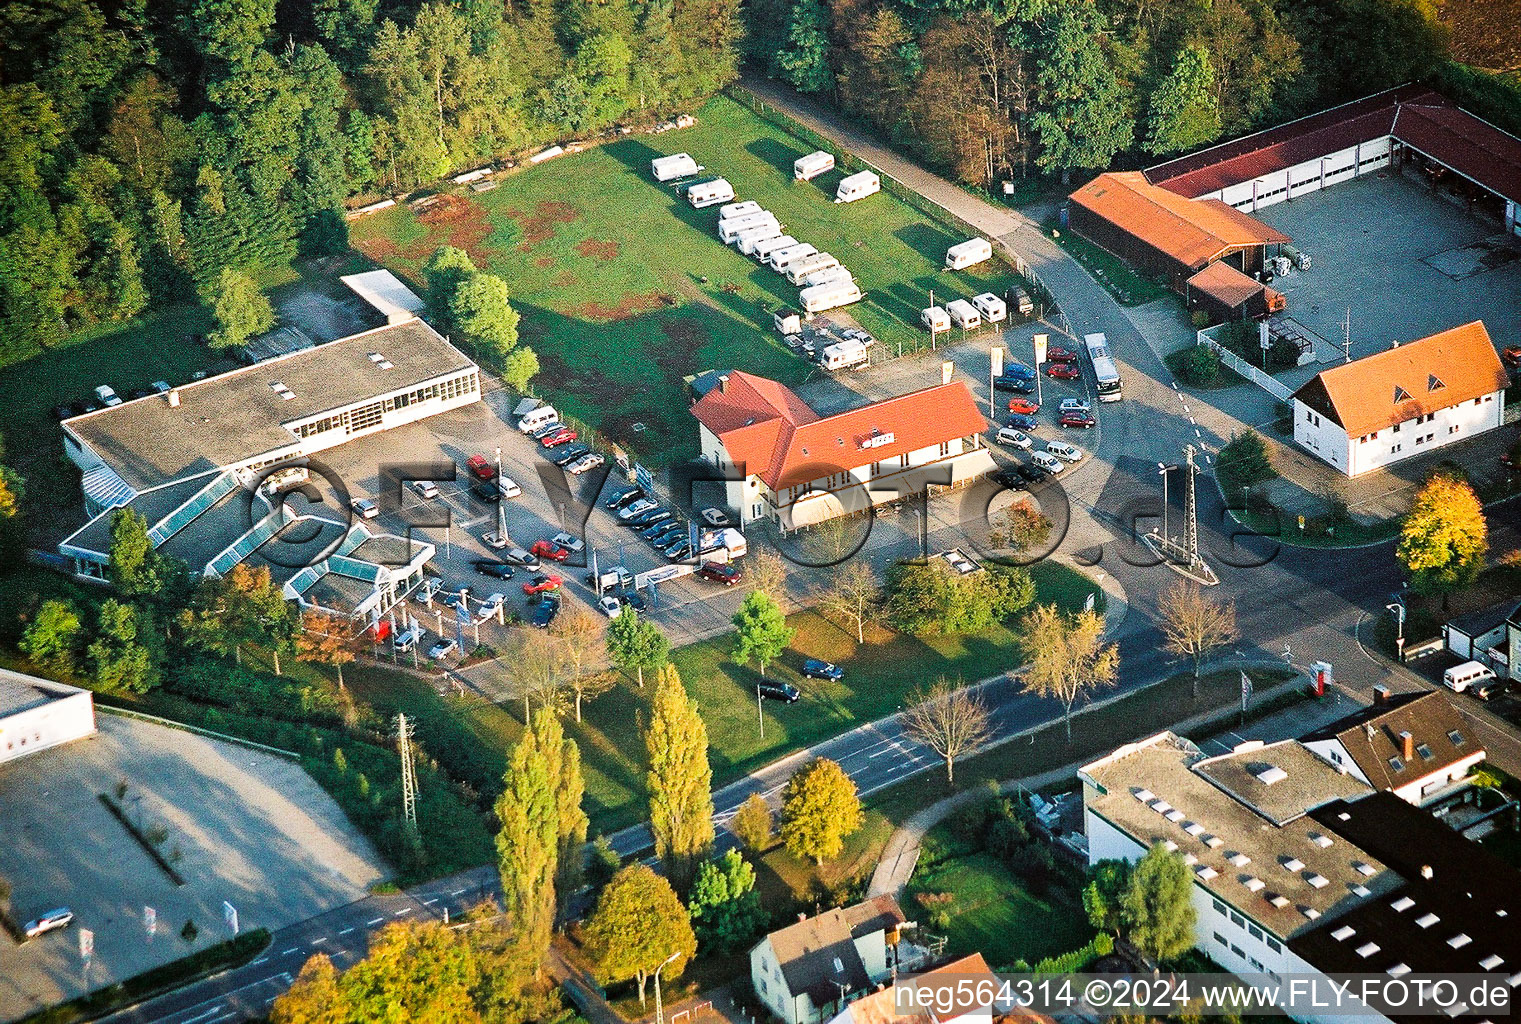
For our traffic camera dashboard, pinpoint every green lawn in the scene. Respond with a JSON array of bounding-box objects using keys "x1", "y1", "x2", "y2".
[
  {"x1": 349, "y1": 93, "x2": 1013, "y2": 465},
  {"x1": 1048, "y1": 222, "x2": 1169, "y2": 307}
]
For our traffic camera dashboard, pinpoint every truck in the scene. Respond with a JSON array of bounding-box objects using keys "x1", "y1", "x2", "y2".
[
  {"x1": 767, "y1": 243, "x2": 819, "y2": 273},
  {"x1": 835, "y1": 170, "x2": 880, "y2": 204},
  {"x1": 800, "y1": 280, "x2": 863, "y2": 315},
  {"x1": 945, "y1": 237, "x2": 993, "y2": 270},
  {"x1": 945, "y1": 298, "x2": 982, "y2": 330},
  {"x1": 718, "y1": 212, "x2": 779, "y2": 244},
  {"x1": 785, "y1": 252, "x2": 839, "y2": 285},
  {"x1": 819, "y1": 337, "x2": 870, "y2": 370},
  {"x1": 971, "y1": 292, "x2": 1007, "y2": 324},
  {"x1": 801, "y1": 264, "x2": 853, "y2": 289},
  {"x1": 794, "y1": 151, "x2": 835, "y2": 181},
  {"x1": 686, "y1": 178, "x2": 735, "y2": 209},
  {"x1": 586, "y1": 566, "x2": 634, "y2": 594},
  {"x1": 651, "y1": 153, "x2": 700, "y2": 181},
  {"x1": 750, "y1": 234, "x2": 799, "y2": 261},
  {"x1": 697, "y1": 527, "x2": 748, "y2": 561},
  {"x1": 717, "y1": 200, "x2": 762, "y2": 222}
]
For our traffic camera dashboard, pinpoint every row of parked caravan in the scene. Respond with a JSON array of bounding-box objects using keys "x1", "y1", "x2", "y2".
[{"x1": 714, "y1": 200, "x2": 864, "y2": 316}]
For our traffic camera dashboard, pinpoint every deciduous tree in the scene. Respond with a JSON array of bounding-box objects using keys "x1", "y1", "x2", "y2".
[
  {"x1": 688, "y1": 849, "x2": 765, "y2": 954},
  {"x1": 818, "y1": 560, "x2": 880, "y2": 644},
  {"x1": 207, "y1": 267, "x2": 274, "y2": 349},
  {"x1": 732, "y1": 590, "x2": 793, "y2": 678},
  {"x1": 88, "y1": 599, "x2": 158, "y2": 694},
  {"x1": 1158, "y1": 583, "x2": 1237, "y2": 696},
  {"x1": 645, "y1": 663, "x2": 714, "y2": 885},
  {"x1": 1144, "y1": 44, "x2": 1221, "y2": 155},
  {"x1": 295, "y1": 608, "x2": 357, "y2": 689},
  {"x1": 108, "y1": 507, "x2": 163, "y2": 597},
  {"x1": 990, "y1": 500, "x2": 1053, "y2": 559},
  {"x1": 534, "y1": 708, "x2": 589, "y2": 919},
  {"x1": 607, "y1": 607, "x2": 667, "y2": 687},
  {"x1": 1083, "y1": 858, "x2": 1132, "y2": 935},
  {"x1": 1030, "y1": 1, "x2": 1134, "y2": 175},
  {"x1": 900, "y1": 677, "x2": 992, "y2": 786},
  {"x1": 1121, "y1": 844, "x2": 1197, "y2": 963},
  {"x1": 552, "y1": 603, "x2": 612, "y2": 721},
  {"x1": 887, "y1": 562, "x2": 1034, "y2": 636},
  {"x1": 780, "y1": 757, "x2": 861, "y2": 865},
  {"x1": 583, "y1": 864, "x2": 696, "y2": 1007},
  {"x1": 1399, "y1": 471, "x2": 1487, "y2": 606},
  {"x1": 730, "y1": 792, "x2": 773, "y2": 851},
  {"x1": 1019, "y1": 604, "x2": 1119, "y2": 742},
  {"x1": 21, "y1": 599, "x2": 83, "y2": 674}
]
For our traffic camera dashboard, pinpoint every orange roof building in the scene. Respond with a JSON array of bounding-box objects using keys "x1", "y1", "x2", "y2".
[
  {"x1": 1185, "y1": 261, "x2": 1285, "y2": 324},
  {"x1": 1066, "y1": 171, "x2": 1289, "y2": 291},
  {"x1": 692, "y1": 371, "x2": 994, "y2": 530},
  {"x1": 1290, "y1": 321, "x2": 1508, "y2": 477}
]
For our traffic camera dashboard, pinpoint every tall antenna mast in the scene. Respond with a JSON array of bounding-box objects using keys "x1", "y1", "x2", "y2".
[{"x1": 397, "y1": 712, "x2": 418, "y2": 828}]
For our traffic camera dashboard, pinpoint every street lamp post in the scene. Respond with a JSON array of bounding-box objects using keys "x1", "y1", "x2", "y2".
[
  {"x1": 1387, "y1": 602, "x2": 1406, "y2": 660},
  {"x1": 655, "y1": 950, "x2": 681, "y2": 1024},
  {"x1": 1157, "y1": 462, "x2": 1170, "y2": 546}
]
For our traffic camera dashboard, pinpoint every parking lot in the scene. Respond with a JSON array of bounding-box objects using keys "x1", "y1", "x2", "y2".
[{"x1": 0, "y1": 715, "x2": 383, "y2": 1020}]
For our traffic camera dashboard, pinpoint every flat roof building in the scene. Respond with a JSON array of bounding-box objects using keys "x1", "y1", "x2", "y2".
[{"x1": 0, "y1": 671, "x2": 96, "y2": 766}]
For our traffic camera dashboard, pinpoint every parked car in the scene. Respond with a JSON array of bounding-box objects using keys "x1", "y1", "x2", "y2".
[
  {"x1": 699, "y1": 507, "x2": 730, "y2": 526},
  {"x1": 627, "y1": 508, "x2": 673, "y2": 529},
  {"x1": 522, "y1": 573, "x2": 564, "y2": 595},
  {"x1": 531, "y1": 594, "x2": 561, "y2": 628},
  {"x1": 417, "y1": 576, "x2": 445, "y2": 602},
  {"x1": 606, "y1": 489, "x2": 644, "y2": 511},
  {"x1": 466, "y1": 454, "x2": 496, "y2": 481},
  {"x1": 24, "y1": 909, "x2": 74, "y2": 939},
  {"x1": 393, "y1": 627, "x2": 422, "y2": 652},
  {"x1": 350, "y1": 497, "x2": 379, "y2": 519},
  {"x1": 128, "y1": 387, "x2": 153, "y2": 400},
  {"x1": 990, "y1": 468, "x2": 1026, "y2": 490},
  {"x1": 540, "y1": 427, "x2": 578, "y2": 448},
  {"x1": 993, "y1": 374, "x2": 1036, "y2": 394},
  {"x1": 597, "y1": 595, "x2": 623, "y2": 619},
  {"x1": 472, "y1": 480, "x2": 505, "y2": 503},
  {"x1": 411, "y1": 480, "x2": 441, "y2": 500},
  {"x1": 551, "y1": 443, "x2": 591, "y2": 467},
  {"x1": 475, "y1": 593, "x2": 507, "y2": 623},
  {"x1": 428, "y1": 638, "x2": 458, "y2": 660},
  {"x1": 94, "y1": 385, "x2": 122, "y2": 407},
  {"x1": 1059, "y1": 411, "x2": 1096, "y2": 429},
  {"x1": 1007, "y1": 398, "x2": 1040, "y2": 415},
  {"x1": 549, "y1": 532, "x2": 585, "y2": 553},
  {"x1": 1476, "y1": 679, "x2": 1510, "y2": 701},
  {"x1": 1046, "y1": 362, "x2": 1080, "y2": 380},
  {"x1": 802, "y1": 658, "x2": 844, "y2": 681},
  {"x1": 642, "y1": 520, "x2": 678, "y2": 542},
  {"x1": 502, "y1": 547, "x2": 541, "y2": 570},
  {"x1": 996, "y1": 427, "x2": 1033, "y2": 449},
  {"x1": 620, "y1": 589, "x2": 649, "y2": 611},
  {"x1": 1006, "y1": 413, "x2": 1039, "y2": 431},
  {"x1": 1013, "y1": 463, "x2": 1046, "y2": 484},
  {"x1": 1031, "y1": 451, "x2": 1064, "y2": 474},
  {"x1": 1058, "y1": 398, "x2": 1091, "y2": 415},
  {"x1": 617, "y1": 498, "x2": 657, "y2": 521},
  {"x1": 1505, "y1": 346, "x2": 1521, "y2": 368},
  {"x1": 531, "y1": 539, "x2": 571, "y2": 562},
  {"x1": 697, "y1": 561, "x2": 741, "y2": 585},
  {"x1": 1045, "y1": 440, "x2": 1084, "y2": 463},
  {"x1": 757, "y1": 680, "x2": 801, "y2": 703},
  {"x1": 661, "y1": 539, "x2": 691, "y2": 561},
  {"x1": 472, "y1": 560, "x2": 516, "y2": 580},
  {"x1": 568, "y1": 453, "x2": 605, "y2": 475},
  {"x1": 1046, "y1": 346, "x2": 1078, "y2": 363},
  {"x1": 498, "y1": 477, "x2": 522, "y2": 499}
]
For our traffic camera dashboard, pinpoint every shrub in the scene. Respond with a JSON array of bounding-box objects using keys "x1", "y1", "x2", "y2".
[
  {"x1": 1008, "y1": 844, "x2": 1056, "y2": 896},
  {"x1": 985, "y1": 812, "x2": 1031, "y2": 861},
  {"x1": 1178, "y1": 345, "x2": 1219, "y2": 386}
]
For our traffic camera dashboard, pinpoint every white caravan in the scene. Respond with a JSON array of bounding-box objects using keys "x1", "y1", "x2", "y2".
[
  {"x1": 800, "y1": 264, "x2": 853, "y2": 289},
  {"x1": 819, "y1": 338, "x2": 870, "y2": 370},
  {"x1": 794, "y1": 151, "x2": 836, "y2": 181},
  {"x1": 651, "y1": 153, "x2": 700, "y2": 181},
  {"x1": 785, "y1": 253, "x2": 839, "y2": 285},
  {"x1": 945, "y1": 237, "x2": 993, "y2": 270},
  {"x1": 717, "y1": 200, "x2": 762, "y2": 221},
  {"x1": 971, "y1": 292, "x2": 1007, "y2": 324},
  {"x1": 687, "y1": 178, "x2": 735, "y2": 209},
  {"x1": 800, "y1": 281, "x2": 863, "y2": 314},
  {"x1": 835, "y1": 171, "x2": 880, "y2": 204},
  {"x1": 768, "y1": 243, "x2": 819, "y2": 273},
  {"x1": 718, "y1": 212, "x2": 779, "y2": 244},
  {"x1": 946, "y1": 299, "x2": 982, "y2": 330},
  {"x1": 750, "y1": 235, "x2": 798, "y2": 261}
]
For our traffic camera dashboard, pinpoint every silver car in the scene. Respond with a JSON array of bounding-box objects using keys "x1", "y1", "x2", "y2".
[{"x1": 25, "y1": 908, "x2": 74, "y2": 938}]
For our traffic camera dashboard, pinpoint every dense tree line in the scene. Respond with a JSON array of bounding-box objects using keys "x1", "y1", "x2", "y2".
[
  {"x1": 746, "y1": 0, "x2": 1451, "y2": 183},
  {"x1": 0, "y1": 0, "x2": 744, "y2": 362}
]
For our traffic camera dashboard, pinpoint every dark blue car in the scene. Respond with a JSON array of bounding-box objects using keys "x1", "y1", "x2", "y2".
[
  {"x1": 802, "y1": 658, "x2": 844, "y2": 682},
  {"x1": 993, "y1": 374, "x2": 1037, "y2": 394},
  {"x1": 1006, "y1": 412, "x2": 1039, "y2": 430}
]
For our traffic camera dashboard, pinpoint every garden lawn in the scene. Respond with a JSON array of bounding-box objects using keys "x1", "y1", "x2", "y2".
[
  {"x1": 907, "y1": 846, "x2": 1093, "y2": 968},
  {"x1": 349, "y1": 93, "x2": 1013, "y2": 465}
]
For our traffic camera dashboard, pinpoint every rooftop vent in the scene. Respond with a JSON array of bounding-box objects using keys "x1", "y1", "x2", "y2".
[
  {"x1": 1205, "y1": 835, "x2": 1225, "y2": 849},
  {"x1": 1255, "y1": 766, "x2": 1288, "y2": 786},
  {"x1": 1416, "y1": 913, "x2": 1440, "y2": 929},
  {"x1": 1243, "y1": 877, "x2": 1265, "y2": 892},
  {"x1": 1149, "y1": 799, "x2": 1173, "y2": 814},
  {"x1": 367, "y1": 352, "x2": 394, "y2": 370},
  {"x1": 1481, "y1": 955, "x2": 1505, "y2": 971},
  {"x1": 1507, "y1": 973, "x2": 1521, "y2": 988},
  {"x1": 1354, "y1": 862, "x2": 1377, "y2": 877},
  {"x1": 1184, "y1": 853, "x2": 1198, "y2": 865},
  {"x1": 1331, "y1": 925, "x2": 1357, "y2": 941},
  {"x1": 1309, "y1": 832, "x2": 1333, "y2": 849},
  {"x1": 1307, "y1": 874, "x2": 1330, "y2": 889},
  {"x1": 1282, "y1": 857, "x2": 1305, "y2": 872},
  {"x1": 1134, "y1": 789, "x2": 1156, "y2": 802},
  {"x1": 1387, "y1": 963, "x2": 1412, "y2": 977},
  {"x1": 1357, "y1": 942, "x2": 1381, "y2": 958},
  {"x1": 269, "y1": 381, "x2": 295, "y2": 400},
  {"x1": 833, "y1": 957, "x2": 845, "y2": 974},
  {"x1": 1228, "y1": 853, "x2": 1252, "y2": 867},
  {"x1": 1268, "y1": 894, "x2": 1290, "y2": 909},
  {"x1": 1392, "y1": 896, "x2": 1415, "y2": 912},
  {"x1": 1449, "y1": 934, "x2": 1473, "y2": 949}
]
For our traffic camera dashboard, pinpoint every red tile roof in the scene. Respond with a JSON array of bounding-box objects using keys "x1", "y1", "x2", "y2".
[
  {"x1": 1187, "y1": 261, "x2": 1267, "y2": 309},
  {"x1": 1068, "y1": 172, "x2": 1289, "y2": 270},
  {"x1": 691, "y1": 371, "x2": 989, "y2": 489},
  {"x1": 1148, "y1": 85, "x2": 1521, "y2": 206}
]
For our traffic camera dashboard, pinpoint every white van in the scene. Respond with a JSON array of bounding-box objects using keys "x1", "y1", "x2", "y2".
[
  {"x1": 718, "y1": 200, "x2": 762, "y2": 222},
  {"x1": 921, "y1": 306, "x2": 950, "y2": 332},
  {"x1": 751, "y1": 235, "x2": 798, "y2": 261},
  {"x1": 687, "y1": 178, "x2": 735, "y2": 209},
  {"x1": 946, "y1": 299, "x2": 982, "y2": 330},
  {"x1": 971, "y1": 292, "x2": 1008, "y2": 324},
  {"x1": 794, "y1": 151, "x2": 835, "y2": 181},
  {"x1": 835, "y1": 171, "x2": 880, "y2": 204},
  {"x1": 1444, "y1": 660, "x2": 1496, "y2": 694},
  {"x1": 768, "y1": 243, "x2": 818, "y2": 273},
  {"x1": 735, "y1": 227, "x2": 782, "y2": 254},
  {"x1": 1031, "y1": 451, "x2": 1064, "y2": 474},
  {"x1": 785, "y1": 253, "x2": 838, "y2": 285},
  {"x1": 946, "y1": 237, "x2": 993, "y2": 270},
  {"x1": 1045, "y1": 440, "x2": 1083, "y2": 463},
  {"x1": 802, "y1": 265, "x2": 853, "y2": 289},
  {"x1": 651, "y1": 153, "x2": 700, "y2": 181},
  {"x1": 996, "y1": 427, "x2": 1033, "y2": 449},
  {"x1": 519, "y1": 405, "x2": 559, "y2": 434}
]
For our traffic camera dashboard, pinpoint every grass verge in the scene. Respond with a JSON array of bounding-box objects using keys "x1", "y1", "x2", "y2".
[{"x1": 1047, "y1": 225, "x2": 1169, "y2": 307}]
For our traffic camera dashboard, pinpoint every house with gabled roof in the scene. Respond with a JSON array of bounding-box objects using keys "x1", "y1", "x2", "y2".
[
  {"x1": 691, "y1": 371, "x2": 994, "y2": 530},
  {"x1": 1289, "y1": 321, "x2": 1507, "y2": 476},
  {"x1": 750, "y1": 895, "x2": 907, "y2": 1024}
]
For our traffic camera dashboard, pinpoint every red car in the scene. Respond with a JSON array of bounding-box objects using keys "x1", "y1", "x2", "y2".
[
  {"x1": 1045, "y1": 362, "x2": 1080, "y2": 380},
  {"x1": 1046, "y1": 346, "x2": 1078, "y2": 363},
  {"x1": 1007, "y1": 398, "x2": 1040, "y2": 415},
  {"x1": 522, "y1": 573, "x2": 564, "y2": 595},
  {"x1": 1059, "y1": 411, "x2": 1096, "y2": 429},
  {"x1": 531, "y1": 539, "x2": 570, "y2": 562},
  {"x1": 1505, "y1": 346, "x2": 1521, "y2": 368},
  {"x1": 540, "y1": 427, "x2": 578, "y2": 448},
  {"x1": 465, "y1": 454, "x2": 496, "y2": 481},
  {"x1": 697, "y1": 561, "x2": 741, "y2": 586}
]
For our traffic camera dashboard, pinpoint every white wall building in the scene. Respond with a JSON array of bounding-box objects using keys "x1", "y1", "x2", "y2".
[
  {"x1": 751, "y1": 896, "x2": 905, "y2": 1024},
  {"x1": 0, "y1": 671, "x2": 96, "y2": 766},
  {"x1": 1289, "y1": 321, "x2": 1507, "y2": 477}
]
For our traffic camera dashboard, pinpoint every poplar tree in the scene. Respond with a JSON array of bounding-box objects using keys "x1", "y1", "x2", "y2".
[
  {"x1": 535, "y1": 708, "x2": 589, "y2": 916},
  {"x1": 494, "y1": 723, "x2": 558, "y2": 970},
  {"x1": 645, "y1": 663, "x2": 714, "y2": 887}
]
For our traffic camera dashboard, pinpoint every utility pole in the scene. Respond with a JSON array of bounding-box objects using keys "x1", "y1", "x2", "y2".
[
  {"x1": 397, "y1": 712, "x2": 418, "y2": 829},
  {"x1": 1183, "y1": 444, "x2": 1200, "y2": 572},
  {"x1": 928, "y1": 288, "x2": 937, "y2": 351},
  {"x1": 495, "y1": 446, "x2": 507, "y2": 544},
  {"x1": 655, "y1": 951, "x2": 681, "y2": 1024}
]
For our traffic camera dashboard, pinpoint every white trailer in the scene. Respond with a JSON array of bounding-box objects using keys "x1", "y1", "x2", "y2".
[
  {"x1": 718, "y1": 212, "x2": 779, "y2": 243},
  {"x1": 921, "y1": 306, "x2": 950, "y2": 332},
  {"x1": 651, "y1": 153, "x2": 700, "y2": 181},
  {"x1": 735, "y1": 226, "x2": 782, "y2": 253},
  {"x1": 768, "y1": 243, "x2": 818, "y2": 273},
  {"x1": 785, "y1": 252, "x2": 839, "y2": 285},
  {"x1": 794, "y1": 151, "x2": 836, "y2": 181},
  {"x1": 800, "y1": 281, "x2": 863, "y2": 315},
  {"x1": 801, "y1": 264, "x2": 853, "y2": 289},
  {"x1": 971, "y1": 292, "x2": 1007, "y2": 323},
  {"x1": 718, "y1": 200, "x2": 762, "y2": 221},
  {"x1": 820, "y1": 338, "x2": 870, "y2": 370},
  {"x1": 750, "y1": 234, "x2": 798, "y2": 261},
  {"x1": 946, "y1": 298, "x2": 982, "y2": 330},
  {"x1": 697, "y1": 527, "x2": 748, "y2": 561},
  {"x1": 687, "y1": 178, "x2": 735, "y2": 208},
  {"x1": 945, "y1": 237, "x2": 993, "y2": 270},
  {"x1": 835, "y1": 170, "x2": 880, "y2": 204}
]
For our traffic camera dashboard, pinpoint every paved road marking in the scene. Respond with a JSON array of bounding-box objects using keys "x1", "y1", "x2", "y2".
[
  {"x1": 366, "y1": 917, "x2": 383, "y2": 926},
  {"x1": 338, "y1": 926, "x2": 355, "y2": 936},
  {"x1": 310, "y1": 937, "x2": 327, "y2": 944},
  {"x1": 451, "y1": 888, "x2": 467, "y2": 896},
  {"x1": 180, "y1": 1007, "x2": 226, "y2": 1024},
  {"x1": 250, "y1": 957, "x2": 269, "y2": 966},
  {"x1": 423, "y1": 898, "x2": 438, "y2": 906},
  {"x1": 394, "y1": 907, "x2": 413, "y2": 916},
  {"x1": 281, "y1": 948, "x2": 300, "y2": 956}
]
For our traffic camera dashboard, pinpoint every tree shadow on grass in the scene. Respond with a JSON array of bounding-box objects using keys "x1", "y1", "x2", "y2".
[{"x1": 894, "y1": 221, "x2": 961, "y2": 262}]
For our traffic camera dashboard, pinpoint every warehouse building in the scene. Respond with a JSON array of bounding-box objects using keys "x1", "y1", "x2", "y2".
[
  {"x1": 692, "y1": 371, "x2": 994, "y2": 530},
  {"x1": 1289, "y1": 321, "x2": 1507, "y2": 477},
  {"x1": 0, "y1": 671, "x2": 96, "y2": 767}
]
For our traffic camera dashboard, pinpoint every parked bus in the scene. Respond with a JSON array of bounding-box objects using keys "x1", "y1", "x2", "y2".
[{"x1": 1083, "y1": 332, "x2": 1123, "y2": 402}]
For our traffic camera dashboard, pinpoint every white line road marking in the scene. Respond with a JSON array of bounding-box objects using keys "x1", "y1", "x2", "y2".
[
  {"x1": 281, "y1": 948, "x2": 300, "y2": 956},
  {"x1": 251, "y1": 957, "x2": 269, "y2": 966},
  {"x1": 366, "y1": 918, "x2": 384, "y2": 926},
  {"x1": 451, "y1": 889, "x2": 467, "y2": 896},
  {"x1": 179, "y1": 1007, "x2": 226, "y2": 1024},
  {"x1": 423, "y1": 898, "x2": 438, "y2": 906},
  {"x1": 1188, "y1": 416, "x2": 1196, "y2": 425},
  {"x1": 311, "y1": 937, "x2": 327, "y2": 944},
  {"x1": 394, "y1": 907, "x2": 413, "y2": 916},
  {"x1": 338, "y1": 927, "x2": 355, "y2": 936}
]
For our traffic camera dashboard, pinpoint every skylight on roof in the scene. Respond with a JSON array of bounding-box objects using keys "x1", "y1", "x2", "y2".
[
  {"x1": 1162, "y1": 840, "x2": 1179, "y2": 853},
  {"x1": 1481, "y1": 955, "x2": 1505, "y2": 971},
  {"x1": 1354, "y1": 862, "x2": 1376, "y2": 877},
  {"x1": 1205, "y1": 835, "x2": 1224, "y2": 849},
  {"x1": 1450, "y1": 934, "x2": 1473, "y2": 949},
  {"x1": 1149, "y1": 799, "x2": 1173, "y2": 814},
  {"x1": 1134, "y1": 789, "x2": 1156, "y2": 802},
  {"x1": 1268, "y1": 894, "x2": 1289, "y2": 908},
  {"x1": 1331, "y1": 925, "x2": 1357, "y2": 941},
  {"x1": 833, "y1": 956, "x2": 845, "y2": 974},
  {"x1": 1196, "y1": 865, "x2": 1218, "y2": 880},
  {"x1": 1301, "y1": 906, "x2": 1321, "y2": 920},
  {"x1": 1417, "y1": 743, "x2": 1433, "y2": 760},
  {"x1": 1352, "y1": 885, "x2": 1372, "y2": 897},
  {"x1": 1392, "y1": 896, "x2": 1416, "y2": 912},
  {"x1": 1449, "y1": 730, "x2": 1465, "y2": 745},
  {"x1": 1244, "y1": 878, "x2": 1265, "y2": 892},
  {"x1": 1282, "y1": 857, "x2": 1305, "y2": 872},
  {"x1": 1184, "y1": 853, "x2": 1198, "y2": 865},
  {"x1": 1228, "y1": 853, "x2": 1252, "y2": 867},
  {"x1": 1416, "y1": 913, "x2": 1440, "y2": 928},
  {"x1": 1388, "y1": 963, "x2": 1411, "y2": 977},
  {"x1": 1255, "y1": 766, "x2": 1288, "y2": 786},
  {"x1": 1165, "y1": 809, "x2": 1186, "y2": 823},
  {"x1": 1307, "y1": 874, "x2": 1330, "y2": 889},
  {"x1": 1390, "y1": 756, "x2": 1405, "y2": 771},
  {"x1": 1184, "y1": 823, "x2": 1206, "y2": 837},
  {"x1": 1309, "y1": 832, "x2": 1333, "y2": 848},
  {"x1": 1357, "y1": 942, "x2": 1381, "y2": 958}
]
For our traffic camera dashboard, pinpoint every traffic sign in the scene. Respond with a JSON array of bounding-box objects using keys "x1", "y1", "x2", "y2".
[{"x1": 223, "y1": 900, "x2": 239, "y2": 935}]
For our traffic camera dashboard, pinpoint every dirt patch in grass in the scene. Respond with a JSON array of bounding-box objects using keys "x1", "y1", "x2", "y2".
[
  {"x1": 553, "y1": 271, "x2": 577, "y2": 290},
  {"x1": 355, "y1": 236, "x2": 400, "y2": 261},
  {"x1": 575, "y1": 238, "x2": 620, "y2": 261},
  {"x1": 509, "y1": 200, "x2": 581, "y2": 247},
  {"x1": 534, "y1": 255, "x2": 556, "y2": 269},
  {"x1": 579, "y1": 291, "x2": 670, "y2": 322},
  {"x1": 416, "y1": 194, "x2": 495, "y2": 264}
]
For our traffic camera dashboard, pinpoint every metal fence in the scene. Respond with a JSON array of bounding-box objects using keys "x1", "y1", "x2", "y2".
[{"x1": 1196, "y1": 324, "x2": 1294, "y2": 402}]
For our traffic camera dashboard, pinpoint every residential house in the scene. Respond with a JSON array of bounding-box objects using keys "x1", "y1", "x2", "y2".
[{"x1": 751, "y1": 895, "x2": 906, "y2": 1024}]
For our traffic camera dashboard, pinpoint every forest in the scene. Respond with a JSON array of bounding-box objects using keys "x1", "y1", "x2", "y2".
[{"x1": 0, "y1": 0, "x2": 1515, "y2": 363}]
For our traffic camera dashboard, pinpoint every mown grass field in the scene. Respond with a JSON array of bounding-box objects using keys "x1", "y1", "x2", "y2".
[{"x1": 349, "y1": 93, "x2": 1011, "y2": 465}]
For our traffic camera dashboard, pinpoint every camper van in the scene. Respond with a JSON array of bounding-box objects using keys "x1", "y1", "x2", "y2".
[
  {"x1": 921, "y1": 306, "x2": 950, "y2": 332},
  {"x1": 801, "y1": 264, "x2": 852, "y2": 289},
  {"x1": 794, "y1": 151, "x2": 836, "y2": 181},
  {"x1": 945, "y1": 299, "x2": 982, "y2": 330},
  {"x1": 686, "y1": 178, "x2": 735, "y2": 209},
  {"x1": 750, "y1": 235, "x2": 798, "y2": 262},
  {"x1": 1010, "y1": 286, "x2": 1035, "y2": 316},
  {"x1": 800, "y1": 281, "x2": 863, "y2": 314},
  {"x1": 735, "y1": 227, "x2": 782, "y2": 254},
  {"x1": 518, "y1": 405, "x2": 560, "y2": 434},
  {"x1": 820, "y1": 338, "x2": 870, "y2": 370},
  {"x1": 1444, "y1": 660, "x2": 1497, "y2": 694},
  {"x1": 946, "y1": 237, "x2": 993, "y2": 270},
  {"x1": 785, "y1": 253, "x2": 839, "y2": 285},
  {"x1": 651, "y1": 153, "x2": 700, "y2": 181},
  {"x1": 718, "y1": 212, "x2": 779, "y2": 244},
  {"x1": 768, "y1": 243, "x2": 819, "y2": 273},
  {"x1": 835, "y1": 171, "x2": 880, "y2": 204},
  {"x1": 971, "y1": 293, "x2": 1007, "y2": 324},
  {"x1": 717, "y1": 200, "x2": 762, "y2": 222}
]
